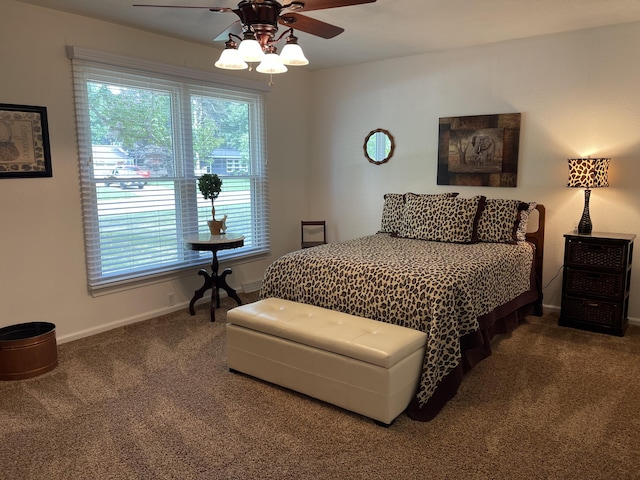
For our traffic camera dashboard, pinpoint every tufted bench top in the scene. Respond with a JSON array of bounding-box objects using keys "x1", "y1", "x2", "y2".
[{"x1": 227, "y1": 298, "x2": 427, "y2": 369}]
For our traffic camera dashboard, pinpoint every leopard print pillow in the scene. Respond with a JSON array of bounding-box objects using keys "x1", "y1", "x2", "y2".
[
  {"x1": 402, "y1": 195, "x2": 485, "y2": 243},
  {"x1": 382, "y1": 192, "x2": 458, "y2": 235},
  {"x1": 516, "y1": 202, "x2": 538, "y2": 241},
  {"x1": 476, "y1": 198, "x2": 527, "y2": 243},
  {"x1": 380, "y1": 193, "x2": 405, "y2": 233}
]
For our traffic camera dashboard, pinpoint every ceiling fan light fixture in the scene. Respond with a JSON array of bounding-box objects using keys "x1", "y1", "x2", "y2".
[
  {"x1": 215, "y1": 37, "x2": 248, "y2": 70},
  {"x1": 135, "y1": 0, "x2": 380, "y2": 80},
  {"x1": 256, "y1": 46, "x2": 288, "y2": 74},
  {"x1": 279, "y1": 34, "x2": 309, "y2": 66},
  {"x1": 237, "y1": 31, "x2": 265, "y2": 63}
]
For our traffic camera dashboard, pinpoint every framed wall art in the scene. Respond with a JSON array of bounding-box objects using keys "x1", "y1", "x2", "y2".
[
  {"x1": 437, "y1": 113, "x2": 521, "y2": 187},
  {"x1": 0, "y1": 103, "x2": 52, "y2": 178}
]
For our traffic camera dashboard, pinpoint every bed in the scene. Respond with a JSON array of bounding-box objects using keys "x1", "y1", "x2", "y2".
[{"x1": 260, "y1": 193, "x2": 545, "y2": 421}]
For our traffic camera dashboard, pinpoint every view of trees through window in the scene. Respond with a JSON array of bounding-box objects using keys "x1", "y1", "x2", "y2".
[{"x1": 88, "y1": 83, "x2": 251, "y2": 177}]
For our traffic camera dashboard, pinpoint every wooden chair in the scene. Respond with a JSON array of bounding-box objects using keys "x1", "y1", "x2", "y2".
[{"x1": 301, "y1": 221, "x2": 327, "y2": 249}]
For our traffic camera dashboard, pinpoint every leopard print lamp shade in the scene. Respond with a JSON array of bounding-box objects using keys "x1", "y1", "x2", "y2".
[
  {"x1": 567, "y1": 157, "x2": 610, "y2": 234},
  {"x1": 567, "y1": 157, "x2": 610, "y2": 188}
]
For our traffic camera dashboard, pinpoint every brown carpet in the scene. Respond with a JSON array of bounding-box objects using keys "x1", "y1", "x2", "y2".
[{"x1": 1, "y1": 293, "x2": 640, "y2": 480}]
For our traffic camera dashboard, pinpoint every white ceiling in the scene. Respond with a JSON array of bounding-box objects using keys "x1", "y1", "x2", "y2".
[{"x1": 16, "y1": 0, "x2": 640, "y2": 70}]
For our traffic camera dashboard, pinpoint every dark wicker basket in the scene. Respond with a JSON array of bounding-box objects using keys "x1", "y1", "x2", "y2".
[
  {"x1": 564, "y1": 270, "x2": 623, "y2": 297},
  {"x1": 567, "y1": 242, "x2": 626, "y2": 269},
  {"x1": 562, "y1": 296, "x2": 619, "y2": 327}
]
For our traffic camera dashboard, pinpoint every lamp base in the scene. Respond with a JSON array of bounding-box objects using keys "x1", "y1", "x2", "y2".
[{"x1": 577, "y1": 189, "x2": 593, "y2": 234}]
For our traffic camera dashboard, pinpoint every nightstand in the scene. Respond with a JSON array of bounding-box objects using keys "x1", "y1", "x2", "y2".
[{"x1": 559, "y1": 232, "x2": 635, "y2": 336}]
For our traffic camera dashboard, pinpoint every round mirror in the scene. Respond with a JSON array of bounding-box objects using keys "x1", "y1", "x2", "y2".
[{"x1": 364, "y1": 128, "x2": 395, "y2": 165}]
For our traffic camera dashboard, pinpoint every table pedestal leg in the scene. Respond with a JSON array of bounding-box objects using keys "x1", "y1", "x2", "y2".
[
  {"x1": 188, "y1": 251, "x2": 243, "y2": 322},
  {"x1": 189, "y1": 269, "x2": 213, "y2": 316},
  {"x1": 218, "y1": 268, "x2": 243, "y2": 307}
]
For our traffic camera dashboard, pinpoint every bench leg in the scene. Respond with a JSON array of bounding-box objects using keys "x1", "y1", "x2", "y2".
[{"x1": 374, "y1": 419, "x2": 394, "y2": 428}]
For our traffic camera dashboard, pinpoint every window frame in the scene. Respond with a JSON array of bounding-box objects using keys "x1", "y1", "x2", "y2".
[{"x1": 67, "y1": 46, "x2": 271, "y2": 292}]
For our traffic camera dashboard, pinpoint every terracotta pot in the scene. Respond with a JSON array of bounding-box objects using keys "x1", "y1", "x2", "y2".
[{"x1": 208, "y1": 220, "x2": 224, "y2": 235}]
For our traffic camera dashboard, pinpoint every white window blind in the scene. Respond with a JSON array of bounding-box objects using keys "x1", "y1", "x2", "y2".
[{"x1": 67, "y1": 47, "x2": 270, "y2": 291}]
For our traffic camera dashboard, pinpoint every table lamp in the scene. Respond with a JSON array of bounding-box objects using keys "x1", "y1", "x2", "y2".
[{"x1": 567, "y1": 157, "x2": 610, "y2": 234}]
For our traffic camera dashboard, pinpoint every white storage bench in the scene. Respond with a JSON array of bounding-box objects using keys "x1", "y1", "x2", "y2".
[{"x1": 226, "y1": 298, "x2": 427, "y2": 425}]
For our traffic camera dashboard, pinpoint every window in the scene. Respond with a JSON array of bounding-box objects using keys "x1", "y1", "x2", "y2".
[{"x1": 68, "y1": 47, "x2": 270, "y2": 291}]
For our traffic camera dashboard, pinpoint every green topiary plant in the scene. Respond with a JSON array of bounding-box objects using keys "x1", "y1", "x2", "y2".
[{"x1": 197, "y1": 173, "x2": 223, "y2": 220}]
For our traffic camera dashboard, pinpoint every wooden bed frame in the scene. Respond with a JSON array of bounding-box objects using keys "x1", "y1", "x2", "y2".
[{"x1": 525, "y1": 204, "x2": 546, "y2": 316}]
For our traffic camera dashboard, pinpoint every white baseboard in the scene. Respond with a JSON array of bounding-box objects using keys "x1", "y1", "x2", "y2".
[
  {"x1": 242, "y1": 280, "x2": 262, "y2": 292},
  {"x1": 57, "y1": 301, "x2": 191, "y2": 345},
  {"x1": 58, "y1": 283, "x2": 263, "y2": 345}
]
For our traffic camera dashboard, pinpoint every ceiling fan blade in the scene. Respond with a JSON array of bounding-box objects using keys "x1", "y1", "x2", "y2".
[
  {"x1": 213, "y1": 20, "x2": 243, "y2": 42},
  {"x1": 278, "y1": 13, "x2": 343, "y2": 39},
  {"x1": 132, "y1": 4, "x2": 234, "y2": 12},
  {"x1": 294, "y1": 0, "x2": 376, "y2": 13}
]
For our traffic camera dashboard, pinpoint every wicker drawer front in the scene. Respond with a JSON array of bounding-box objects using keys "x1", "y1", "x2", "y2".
[
  {"x1": 566, "y1": 242, "x2": 626, "y2": 269},
  {"x1": 562, "y1": 296, "x2": 620, "y2": 327},
  {"x1": 564, "y1": 269, "x2": 624, "y2": 297}
]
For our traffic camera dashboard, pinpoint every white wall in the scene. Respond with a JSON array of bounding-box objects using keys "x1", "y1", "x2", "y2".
[
  {"x1": 4, "y1": 1, "x2": 640, "y2": 343},
  {"x1": 1, "y1": 1, "x2": 310, "y2": 341},
  {"x1": 308, "y1": 22, "x2": 640, "y2": 320}
]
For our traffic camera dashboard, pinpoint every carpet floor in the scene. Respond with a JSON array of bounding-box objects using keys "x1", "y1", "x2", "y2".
[{"x1": 1, "y1": 293, "x2": 640, "y2": 479}]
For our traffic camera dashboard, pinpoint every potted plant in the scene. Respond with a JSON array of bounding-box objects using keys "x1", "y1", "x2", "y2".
[{"x1": 197, "y1": 173, "x2": 225, "y2": 235}]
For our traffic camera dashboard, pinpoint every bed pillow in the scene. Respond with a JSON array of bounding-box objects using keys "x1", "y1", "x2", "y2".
[
  {"x1": 477, "y1": 199, "x2": 531, "y2": 243},
  {"x1": 516, "y1": 202, "x2": 538, "y2": 241},
  {"x1": 381, "y1": 192, "x2": 458, "y2": 234},
  {"x1": 402, "y1": 195, "x2": 486, "y2": 243},
  {"x1": 379, "y1": 193, "x2": 406, "y2": 234}
]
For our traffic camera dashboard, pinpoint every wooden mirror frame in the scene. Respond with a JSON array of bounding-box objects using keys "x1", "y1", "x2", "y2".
[{"x1": 363, "y1": 128, "x2": 395, "y2": 165}]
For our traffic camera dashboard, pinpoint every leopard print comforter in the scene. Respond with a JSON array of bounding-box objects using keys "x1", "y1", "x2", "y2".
[{"x1": 260, "y1": 233, "x2": 535, "y2": 408}]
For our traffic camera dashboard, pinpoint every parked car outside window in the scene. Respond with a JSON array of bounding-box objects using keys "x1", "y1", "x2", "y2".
[
  {"x1": 104, "y1": 167, "x2": 147, "y2": 189},
  {"x1": 128, "y1": 165, "x2": 151, "y2": 178}
]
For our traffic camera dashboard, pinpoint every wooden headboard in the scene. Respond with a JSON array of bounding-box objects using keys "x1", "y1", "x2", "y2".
[{"x1": 525, "y1": 204, "x2": 545, "y2": 315}]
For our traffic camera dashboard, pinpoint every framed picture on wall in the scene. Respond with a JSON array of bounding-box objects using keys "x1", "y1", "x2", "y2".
[
  {"x1": 0, "y1": 103, "x2": 52, "y2": 178},
  {"x1": 437, "y1": 113, "x2": 521, "y2": 187}
]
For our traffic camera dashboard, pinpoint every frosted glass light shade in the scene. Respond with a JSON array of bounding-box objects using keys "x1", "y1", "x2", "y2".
[
  {"x1": 238, "y1": 39, "x2": 265, "y2": 63},
  {"x1": 256, "y1": 53, "x2": 288, "y2": 74},
  {"x1": 279, "y1": 43, "x2": 309, "y2": 66},
  {"x1": 215, "y1": 48, "x2": 248, "y2": 70}
]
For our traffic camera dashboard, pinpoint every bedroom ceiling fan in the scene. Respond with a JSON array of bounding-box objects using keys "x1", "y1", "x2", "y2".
[{"x1": 133, "y1": 0, "x2": 377, "y2": 77}]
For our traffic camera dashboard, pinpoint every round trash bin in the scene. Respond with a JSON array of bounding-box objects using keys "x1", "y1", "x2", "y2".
[{"x1": 0, "y1": 322, "x2": 58, "y2": 380}]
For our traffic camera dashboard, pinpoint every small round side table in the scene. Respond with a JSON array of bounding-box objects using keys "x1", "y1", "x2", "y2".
[{"x1": 185, "y1": 233, "x2": 245, "y2": 322}]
